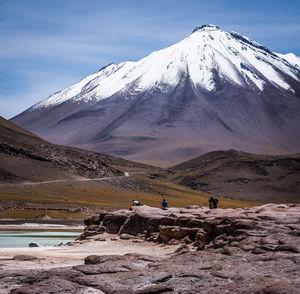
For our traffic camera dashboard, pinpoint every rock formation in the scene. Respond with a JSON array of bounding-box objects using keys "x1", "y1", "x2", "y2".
[
  {"x1": 81, "y1": 204, "x2": 300, "y2": 250},
  {"x1": 8, "y1": 204, "x2": 300, "y2": 293}
]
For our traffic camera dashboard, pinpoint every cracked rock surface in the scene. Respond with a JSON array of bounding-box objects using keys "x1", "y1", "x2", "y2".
[{"x1": 6, "y1": 204, "x2": 300, "y2": 293}]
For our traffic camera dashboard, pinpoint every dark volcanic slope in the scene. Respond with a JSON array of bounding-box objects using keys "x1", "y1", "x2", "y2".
[
  {"x1": 169, "y1": 150, "x2": 300, "y2": 203},
  {"x1": 0, "y1": 116, "x2": 152, "y2": 183}
]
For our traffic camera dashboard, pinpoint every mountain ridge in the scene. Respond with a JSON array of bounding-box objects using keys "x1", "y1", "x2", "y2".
[
  {"x1": 27, "y1": 24, "x2": 300, "y2": 110},
  {"x1": 11, "y1": 25, "x2": 300, "y2": 167}
]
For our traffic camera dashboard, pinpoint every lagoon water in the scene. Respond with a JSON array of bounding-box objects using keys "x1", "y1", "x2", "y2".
[{"x1": 0, "y1": 231, "x2": 81, "y2": 248}]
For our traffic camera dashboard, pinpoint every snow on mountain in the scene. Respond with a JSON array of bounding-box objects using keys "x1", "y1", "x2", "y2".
[
  {"x1": 12, "y1": 25, "x2": 300, "y2": 167},
  {"x1": 276, "y1": 52, "x2": 300, "y2": 69},
  {"x1": 33, "y1": 24, "x2": 299, "y2": 110}
]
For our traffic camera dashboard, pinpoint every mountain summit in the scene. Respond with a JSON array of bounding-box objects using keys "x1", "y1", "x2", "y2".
[
  {"x1": 12, "y1": 25, "x2": 300, "y2": 167},
  {"x1": 192, "y1": 24, "x2": 220, "y2": 32}
]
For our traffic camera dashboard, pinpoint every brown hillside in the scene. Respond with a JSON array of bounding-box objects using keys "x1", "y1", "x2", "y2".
[
  {"x1": 0, "y1": 116, "x2": 152, "y2": 183},
  {"x1": 169, "y1": 149, "x2": 300, "y2": 203},
  {"x1": 0, "y1": 119, "x2": 261, "y2": 219}
]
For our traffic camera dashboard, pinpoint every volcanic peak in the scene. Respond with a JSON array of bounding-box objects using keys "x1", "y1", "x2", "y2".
[
  {"x1": 192, "y1": 24, "x2": 220, "y2": 33},
  {"x1": 11, "y1": 25, "x2": 300, "y2": 167},
  {"x1": 28, "y1": 24, "x2": 300, "y2": 111}
]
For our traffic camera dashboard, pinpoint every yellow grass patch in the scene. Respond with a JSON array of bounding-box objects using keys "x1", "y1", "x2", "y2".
[
  {"x1": 136, "y1": 176, "x2": 260, "y2": 208},
  {"x1": 0, "y1": 176, "x2": 261, "y2": 219}
]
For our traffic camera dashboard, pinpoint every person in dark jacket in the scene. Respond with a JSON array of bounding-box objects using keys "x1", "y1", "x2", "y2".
[
  {"x1": 161, "y1": 199, "x2": 168, "y2": 209},
  {"x1": 209, "y1": 197, "x2": 218, "y2": 209}
]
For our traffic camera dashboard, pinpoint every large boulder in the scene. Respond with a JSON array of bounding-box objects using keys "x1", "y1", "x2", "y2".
[
  {"x1": 120, "y1": 214, "x2": 176, "y2": 236},
  {"x1": 102, "y1": 213, "x2": 128, "y2": 234},
  {"x1": 84, "y1": 214, "x2": 101, "y2": 226}
]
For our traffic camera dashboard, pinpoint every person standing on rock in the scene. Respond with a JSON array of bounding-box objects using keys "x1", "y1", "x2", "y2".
[
  {"x1": 209, "y1": 197, "x2": 218, "y2": 209},
  {"x1": 161, "y1": 199, "x2": 168, "y2": 209}
]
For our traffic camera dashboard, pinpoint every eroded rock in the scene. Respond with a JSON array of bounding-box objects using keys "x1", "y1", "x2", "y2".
[
  {"x1": 7, "y1": 204, "x2": 300, "y2": 294},
  {"x1": 79, "y1": 204, "x2": 300, "y2": 256}
]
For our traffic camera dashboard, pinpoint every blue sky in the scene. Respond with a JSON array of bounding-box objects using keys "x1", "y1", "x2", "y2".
[{"x1": 1, "y1": 0, "x2": 300, "y2": 119}]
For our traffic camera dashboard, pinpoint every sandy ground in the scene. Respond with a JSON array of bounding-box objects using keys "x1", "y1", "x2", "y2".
[
  {"x1": 0, "y1": 230, "x2": 180, "y2": 293},
  {"x1": 0, "y1": 234, "x2": 179, "y2": 270}
]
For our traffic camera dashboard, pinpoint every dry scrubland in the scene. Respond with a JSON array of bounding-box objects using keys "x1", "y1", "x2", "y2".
[
  {"x1": 0, "y1": 175, "x2": 260, "y2": 219},
  {"x1": 2, "y1": 115, "x2": 297, "y2": 221}
]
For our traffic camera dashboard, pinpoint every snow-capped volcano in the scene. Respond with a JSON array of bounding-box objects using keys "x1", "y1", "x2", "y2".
[
  {"x1": 33, "y1": 24, "x2": 298, "y2": 109},
  {"x1": 12, "y1": 25, "x2": 300, "y2": 167}
]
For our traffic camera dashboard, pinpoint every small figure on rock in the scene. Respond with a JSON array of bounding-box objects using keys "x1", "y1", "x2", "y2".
[
  {"x1": 161, "y1": 199, "x2": 168, "y2": 209},
  {"x1": 209, "y1": 197, "x2": 218, "y2": 209},
  {"x1": 132, "y1": 200, "x2": 141, "y2": 206}
]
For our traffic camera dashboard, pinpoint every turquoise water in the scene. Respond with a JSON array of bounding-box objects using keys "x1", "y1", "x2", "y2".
[{"x1": 0, "y1": 231, "x2": 81, "y2": 248}]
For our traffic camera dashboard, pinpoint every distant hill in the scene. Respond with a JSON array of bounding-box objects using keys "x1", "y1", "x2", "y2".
[
  {"x1": 0, "y1": 117, "x2": 263, "y2": 219},
  {"x1": 0, "y1": 116, "x2": 151, "y2": 183},
  {"x1": 169, "y1": 150, "x2": 300, "y2": 203}
]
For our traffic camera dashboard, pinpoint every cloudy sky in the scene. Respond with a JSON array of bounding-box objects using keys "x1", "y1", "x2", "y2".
[{"x1": 1, "y1": 0, "x2": 300, "y2": 119}]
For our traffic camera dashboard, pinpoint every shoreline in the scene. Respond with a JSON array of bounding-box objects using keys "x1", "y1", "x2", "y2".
[
  {"x1": 0, "y1": 234, "x2": 179, "y2": 269},
  {"x1": 0, "y1": 225, "x2": 84, "y2": 231},
  {"x1": 0, "y1": 218, "x2": 85, "y2": 231},
  {"x1": 0, "y1": 233, "x2": 180, "y2": 293}
]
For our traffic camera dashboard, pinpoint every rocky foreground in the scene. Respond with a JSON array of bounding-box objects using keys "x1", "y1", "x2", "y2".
[{"x1": 5, "y1": 204, "x2": 300, "y2": 294}]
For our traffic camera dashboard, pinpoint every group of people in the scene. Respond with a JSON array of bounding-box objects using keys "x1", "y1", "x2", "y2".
[
  {"x1": 132, "y1": 197, "x2": 218, "y2": 209},
  {"x1": 132, "y1": 199, "x2": 168, "y2": 208},
  {"x1": 209, "y1": 197, "x2": 219, "y2": 209}
]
